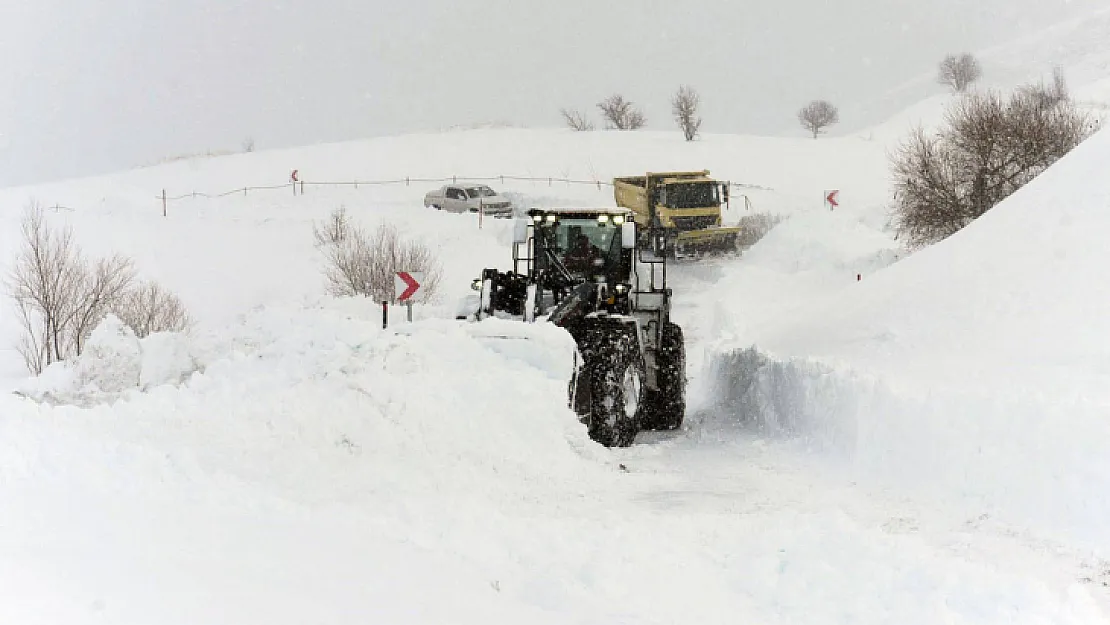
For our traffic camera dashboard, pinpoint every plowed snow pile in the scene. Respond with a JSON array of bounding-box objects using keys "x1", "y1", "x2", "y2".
[{"x1": 708, "y1": 127, "x2": 1110, "y2": 549}]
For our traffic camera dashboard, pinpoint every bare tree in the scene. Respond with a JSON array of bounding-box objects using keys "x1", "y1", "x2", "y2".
[
  {"x1": 8, "y1": 204, "x2": 86, "y2": 372},
  {"x1": 560, "y1": 108, "x2": 595, "y2": 131},
  {"x1": 597, "y1": 94, "x2": 646, "y2": 130},
  {"x1": 937, "y1": 53, "x2": 982, "y2": 93},
  {"x1": 672, "y1": 85, "x2": 702, "y2": 141},
  {"x1": 797, "y1": 100, "x2": 839, "y2": 138},
  {"x1": 314, "y1": 208, "x2": 442, "y2": 303},
  {"x1": 242, "y1": 136, "x2": 255, "y2": 152},
  {"x1": 113, "y1": 281, "x2": 192, "y2": 338},
  {"x1": 6, "y1": 204, "x2": 141, "y2": 373},
  {"x1": 891, "y1": 84, "x2": 1091, "y2": 249}
]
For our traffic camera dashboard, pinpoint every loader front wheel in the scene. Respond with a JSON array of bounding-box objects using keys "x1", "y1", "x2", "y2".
[{"x1": 585, "y1": 331, "x2": 644, "y2": 447}]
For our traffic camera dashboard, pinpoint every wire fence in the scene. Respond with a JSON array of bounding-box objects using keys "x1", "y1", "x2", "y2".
[{"x1": 153, "y1": 174, "x2": 773, "y2": 216}]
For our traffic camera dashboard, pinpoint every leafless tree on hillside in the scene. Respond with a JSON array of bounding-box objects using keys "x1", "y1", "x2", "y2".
[
  {"x1": 314, "y1": 208, "x2": 442, "y2": 304},
  {"x1": 6, "y1": 204, "x2": 139, "y2": 373},
  {"x1": 672, "y1": 85, "x2": 702, "y2": 141},
  {"x1": 560, "y1": 108, "x2": 595, "y2": 131},
  {"x1": 797, "y1": 100, "x2": 839, "y2": 138},
  {"x1": 937, "y1": 53, "x2": 982, "y2": 93},
  {"x1": 891, "y1": 84, "x2": 1091, "y2": 249},
  {"x1": 597, "y1": 94, "x2": 646, "y2": 130},
  {"x1": 242, "y1": 136, "x2": 255, "y2": 153}
]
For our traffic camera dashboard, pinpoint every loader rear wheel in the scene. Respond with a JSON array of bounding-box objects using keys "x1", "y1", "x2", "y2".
[
  {"x1": 585, "y1": 330, "x2": 644, "y2": 448},
  {"x1": 642, "y1": 322, "x2": 686, "y2": 431}
]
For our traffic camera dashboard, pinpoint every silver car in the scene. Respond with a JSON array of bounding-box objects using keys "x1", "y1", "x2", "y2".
[{"x1": 423, "y1": 184, "x2": 514, "y2": 217}]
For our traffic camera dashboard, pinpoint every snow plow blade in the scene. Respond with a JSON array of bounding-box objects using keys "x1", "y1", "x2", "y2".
[{"x1": 673, "y1": 225, "x2": 741, "y2": 255}]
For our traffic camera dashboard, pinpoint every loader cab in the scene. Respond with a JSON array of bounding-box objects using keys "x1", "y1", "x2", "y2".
[{"x1": 526, "y1": 209, "x2": 634, "y2": 287}]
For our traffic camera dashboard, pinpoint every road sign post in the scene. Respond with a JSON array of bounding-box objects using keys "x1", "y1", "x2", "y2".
[
  {"x1": 395, "y1": 272, "x2": 424, "y2": 323},
  {"x1": 825, "y1": 189, "x2": 840, "y2": 211}
]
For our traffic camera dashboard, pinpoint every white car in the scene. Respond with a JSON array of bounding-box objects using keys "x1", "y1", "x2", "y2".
[{"x1": 423, "y1": 184, "x2": 514, "y2": 217}]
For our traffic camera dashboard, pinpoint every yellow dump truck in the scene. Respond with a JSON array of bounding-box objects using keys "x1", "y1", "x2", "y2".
[{"x1": 613, "y1": 170, "x2": 740, "y2": 256}]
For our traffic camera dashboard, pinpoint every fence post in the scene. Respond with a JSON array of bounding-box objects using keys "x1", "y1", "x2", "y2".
[
  {"x1": 243, "y1": 187, "x2": 247, "y2": 196},
  {"x1": 300, "y1": 180, "x2": 304, "y2": 195},
  {"x1": 162, "y1": 189, "x2": 167, "y2": 217},
  {"x1": 382, "y1": 301, "x2": 388, "y2": 328}
]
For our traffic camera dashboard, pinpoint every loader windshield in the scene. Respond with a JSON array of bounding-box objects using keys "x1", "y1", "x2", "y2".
[
  {"x1": 535, "y1": 218, "x2": 623, "y2": 280},
  {"x1": 663, "y1": 182, "x2": 719, "y2": 208}
]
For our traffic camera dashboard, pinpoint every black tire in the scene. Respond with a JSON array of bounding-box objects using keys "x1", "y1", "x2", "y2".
[
  {"x1": 642, "y1": 322, "x2": 686, "y2": 431},
  {"x1": 584, "y1": 329, "x2": 644, "y2": 447}
]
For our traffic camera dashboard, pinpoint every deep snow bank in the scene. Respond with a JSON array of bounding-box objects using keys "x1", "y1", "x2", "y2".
[
  {"x1": 704, "y1": 127, "x2": 1110, "y2": 548},
  {"x1": 3, "y1": 301, "x2": 602, "y2": 504},
  {"x1": 704, "y1": 347, "x2": 1110, "y2": 550}
]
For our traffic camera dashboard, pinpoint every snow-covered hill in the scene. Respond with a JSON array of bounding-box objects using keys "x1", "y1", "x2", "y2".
[{"x1": 0, "y1": 127, "x2": 894, "y2": 382}]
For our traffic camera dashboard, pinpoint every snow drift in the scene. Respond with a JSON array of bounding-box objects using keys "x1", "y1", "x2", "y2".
[{"x1": 706, "y1": 126, "x2": 1110, "y2": 550}]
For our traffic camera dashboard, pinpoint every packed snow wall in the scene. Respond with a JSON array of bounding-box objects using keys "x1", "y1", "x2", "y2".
[{"x1": 704, "y1": 345, "x2": 1110, "y2": 551}]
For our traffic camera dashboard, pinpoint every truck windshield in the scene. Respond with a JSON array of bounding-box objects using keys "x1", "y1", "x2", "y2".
[
  {"x1": 465, "y1": 186, "x2": 497, "y2": 198},
  {"x1": 664, "y1": 182, "x2": 719, "y2": 208},
  {"x1": 537, "y1": 218, "x2": 622, "y2": 279}
]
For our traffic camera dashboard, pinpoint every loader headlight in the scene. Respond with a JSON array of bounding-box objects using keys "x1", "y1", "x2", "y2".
[
  {"x1": 614, "y1": 283, "x2": 629, "y2": 294},
  {"x1": 545, "y1": 214, "x2": 557, "y2": 223},
  {"x1": 597, "y1": 214, "x2": 610, "y2": 224},
  {"x1": 471, "y1": 278, "x2": 482, "y2": 291},
  {"x1": 613, "y1": 215, "x2": 625, "y2": 225}
]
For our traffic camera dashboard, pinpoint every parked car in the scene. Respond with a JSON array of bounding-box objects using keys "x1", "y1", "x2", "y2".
[{"x1": 423, "y1": 184, "x2": 514, "y2": 217}]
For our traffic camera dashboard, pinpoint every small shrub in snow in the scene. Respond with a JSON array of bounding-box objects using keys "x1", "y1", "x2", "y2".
[
  {"x1": 560, "y1": 108, "x2": 595, "y2": 131},
  {"x1": 314, "y1": 208, "x2": 442, "y2": 303},
  {"x1": 597, "y1": 94, "x2": 645, "y2": 130},
  {"x1": 113, "y1": 280, "x2": 193, "y2": 338},
  {"x1": 890, "y1": 78, "x2": 1092, "y2": 249},
  {"x1": 312, "y1": 205, "x2": 350, "y2": 248}
]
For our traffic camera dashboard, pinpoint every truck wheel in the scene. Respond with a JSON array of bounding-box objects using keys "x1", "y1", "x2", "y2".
[
  {"x1": 585, "y1": 332, "x2": 644, "y2": 447},
  {"x1": 642, "y1": 322, "x2": 686, "y2": 431}
]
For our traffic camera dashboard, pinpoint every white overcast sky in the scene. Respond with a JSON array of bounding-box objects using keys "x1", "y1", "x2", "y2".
[{"x1": 0, "y1": 0, "x2": 1102, "y2": 186}]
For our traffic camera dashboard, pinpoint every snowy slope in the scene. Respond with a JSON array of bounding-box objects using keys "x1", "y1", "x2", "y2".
[
  {"x1": 0, "y1": 127, "x2": 893, "y2": 382},
  {"x1": 706, "y1": 126, "x2": 1110, "y2": 552},
  {"x1": 846, "y1": 7, "x2": 1110, "y2": 144}
]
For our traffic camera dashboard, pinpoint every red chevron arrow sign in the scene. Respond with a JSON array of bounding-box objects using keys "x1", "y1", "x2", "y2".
[
  {"x1": 395, "y1": 271, "x2": 423, "y2": 302},
  {"x1": 825, "y1": 189, "x2": 840, "y2": 210}
]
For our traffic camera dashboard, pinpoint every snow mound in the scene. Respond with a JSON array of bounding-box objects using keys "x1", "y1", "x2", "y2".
[
  {"x1": 15, "y1": 315, "x2": 200, "y2": 405},
  {"x1": 9, "y1": 301, "x2": 602, "y2": 501},
  {"x1": 742, "y1": 210, "x2": 901, "y2": 276}
]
